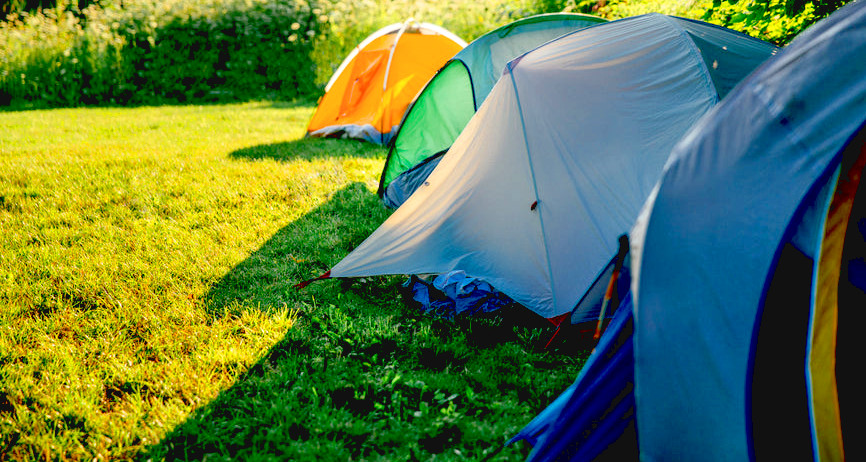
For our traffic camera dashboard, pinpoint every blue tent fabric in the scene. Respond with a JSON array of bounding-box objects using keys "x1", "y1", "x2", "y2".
[
  {"x1": 380, "y1": 13, "x2": 608, "y2": 206},
  {"x1": 505, "y1": 4, "x2": 866, "y2": 461},
  {"x1": 384, "y1": 150, "x2": 446, "y2": 209},
  {"x1": 508, "y1": 292, "x2": 636, "y2": 461},
  {"x1": 629, "y1": 3, "x2": 866, "y2": 460},
  {"x1": 570, "y1": 254, "x2": 631, "y2": 326}
]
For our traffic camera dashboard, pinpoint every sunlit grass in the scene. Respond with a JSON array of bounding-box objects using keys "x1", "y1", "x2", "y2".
[
  {"x1": 0, "y1": 102, "x2": 382, "y2": 458},
  {"x1": 0, "y1": 102, "x2": 585, "y2": 461}
]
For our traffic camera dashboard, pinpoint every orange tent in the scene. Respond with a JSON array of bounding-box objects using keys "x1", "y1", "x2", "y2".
[{"x1": 306, "y1": 19, "x2": 466, "y2": 144}]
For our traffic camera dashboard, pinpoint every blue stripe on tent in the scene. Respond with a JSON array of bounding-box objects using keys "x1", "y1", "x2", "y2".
[
  {"x1": 508, "y1": 292, "x2": 637, "y2": 460},
  {"x1": 744, "y1": 161, "x2": 839, "y2": 461}
]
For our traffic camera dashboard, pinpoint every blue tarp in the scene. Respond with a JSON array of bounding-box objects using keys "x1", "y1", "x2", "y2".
[{"x1": 404, "y1": 270, "x2": 514, "y2": 318}]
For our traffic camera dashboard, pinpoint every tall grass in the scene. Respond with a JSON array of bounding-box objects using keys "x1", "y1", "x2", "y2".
[{"x1": 0, "y1": 103, "x2": 586, "y2": 460}]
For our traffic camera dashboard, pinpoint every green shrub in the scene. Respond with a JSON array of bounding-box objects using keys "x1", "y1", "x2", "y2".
[
  {"x1": 0, "y1": 7, "x2": 89, "y2": 106},
  {"x1": 0, "y1": 0, "x2": 326, "y2": 107},
  {"x1": 1, "y1": 0, "x2": 850, "y2": 108}
]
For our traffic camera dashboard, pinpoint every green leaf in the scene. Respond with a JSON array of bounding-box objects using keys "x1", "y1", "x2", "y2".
[{"x1": 785, "y1": 0, "x2": 809, "y2": 15}]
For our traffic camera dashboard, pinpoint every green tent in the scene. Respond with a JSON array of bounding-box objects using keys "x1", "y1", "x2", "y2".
[{"x1": 377, "y1": 13, "x2": 607, "y2": 206}]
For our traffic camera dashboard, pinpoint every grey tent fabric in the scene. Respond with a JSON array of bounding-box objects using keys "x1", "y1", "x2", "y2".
[
  {"x1": 329, "y1": 14, "x2": 776, "y2": 319},
  {"x1": 379, "y1": 13, "x2": 608, "y2": 204}
]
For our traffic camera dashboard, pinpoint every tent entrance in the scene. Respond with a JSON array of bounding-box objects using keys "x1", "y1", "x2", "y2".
[{"x1": 751, "y1": 126, "x2": 866, "y2": 461}]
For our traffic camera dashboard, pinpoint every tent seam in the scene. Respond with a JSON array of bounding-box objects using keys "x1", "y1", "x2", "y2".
[
  {"x1": 383, "y1": 19, "x2": 413, "y2": 93},
  {"x1": 460, "y1": 60, "x2": 479, "y2": 112},
  {"x1": 662, "y1": 14, "x2": 720, "y2": 104},
  {"x1": 507, "y1": 62, "x2": 558, "y2": 316},
  {"x1": 323, "y1": 22, "x2": 404, "y2": 93}
]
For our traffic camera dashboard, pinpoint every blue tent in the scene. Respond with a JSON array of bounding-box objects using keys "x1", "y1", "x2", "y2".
[
  {"x1": 511, "y1": 2, "x2": 866, "y2": 460},
  {"x1": 510, "y1": 291, "x2": 638, "y2": 460}
]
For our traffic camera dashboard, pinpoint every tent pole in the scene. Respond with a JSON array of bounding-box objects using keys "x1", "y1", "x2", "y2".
[
  {"x1": 594, "y1": 235, "x2": 629, "y2": 340},
  {"x1": 380, "y1": 18, "x2": 415, "y2": 144}
]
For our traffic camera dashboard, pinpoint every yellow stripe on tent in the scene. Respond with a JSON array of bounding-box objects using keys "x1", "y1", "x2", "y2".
[{"x1": 810, "y1": 141, "x2": 866, "y2": 461}]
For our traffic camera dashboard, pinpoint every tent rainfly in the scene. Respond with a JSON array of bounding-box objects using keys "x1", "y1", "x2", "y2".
[
  {"x1": 378, "y1": 13, "x2": 608, "y2": 207},
  {"x1": 317, "y1": 14, "x2": 776, "y2": 323},
  {"x1": 511, "y1": 2, "x2": 866, "y2": 460},
  {"x1": 305, "y1": 19, "x2": 466, "y2": 144},
  {"x1": 629, "y1": 4, "x2": 866, "y2": 460}
]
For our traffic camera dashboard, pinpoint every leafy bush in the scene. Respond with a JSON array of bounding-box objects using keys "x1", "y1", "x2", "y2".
[
  {"x1": 527, "y1": 0, "x2": 849, "y2": 45},
  {"x1": 687, "y1": 0, "x2": 850, "y2": 45},
  {"x1": 1, "y1": 1, "x2": 106, "y2": 21},
  {"x1": 0, "y1": 7, "x2": 91, "y2": 106},
  {"x1": 1, "y1": 0, "x2": 851, "y2": 108},
  {"x1": 1, "y1": 0, "x2": 567, "y2": 106},
  {"x1": 0, "y1": 0, "x2": 326, "y2": 107}
]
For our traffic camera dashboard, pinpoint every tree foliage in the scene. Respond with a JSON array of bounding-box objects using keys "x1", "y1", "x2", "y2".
[
  {"x1": 533, "y1": 0, "x2": 851, "y2": 45},
  {"x1": 692, "y1": 0, "x2": 852, "y2": 45},
  {"x1": 0, "y1": 0, "x2": 108, "y2": 21}
]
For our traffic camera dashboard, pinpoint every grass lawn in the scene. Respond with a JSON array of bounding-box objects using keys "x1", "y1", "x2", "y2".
[{"x1": 0, "y1": 102, "x2": 588, "y2": 461}]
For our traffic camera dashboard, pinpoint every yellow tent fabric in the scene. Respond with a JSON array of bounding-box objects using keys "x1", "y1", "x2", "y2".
[
  {"x1": 810, "y1": 140, "x2": 866, "y2": 462},
  {"x1": 307, "y1": 20, "x2": 466, "y2": 144}
]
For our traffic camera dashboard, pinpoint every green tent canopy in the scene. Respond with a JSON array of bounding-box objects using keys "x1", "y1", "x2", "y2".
[{"x1": 377, "y1": 13, "x2": 607, "y2": 205}]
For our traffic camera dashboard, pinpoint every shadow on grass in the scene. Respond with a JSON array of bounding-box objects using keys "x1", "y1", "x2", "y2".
[
  {"x1": 228, "y1": 137, "x2": 383, "y2": 163},
  {"x1": 201, "y1": 182, "x2": 392, "y2": 316},
  {"x1": 137, "y1": 183, "x2": 591, "y2": 461}
]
